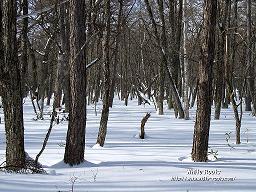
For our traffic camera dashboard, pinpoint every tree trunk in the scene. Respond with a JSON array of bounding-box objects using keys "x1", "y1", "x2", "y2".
[
  {"x1": 183, "y1": 0, "x2": 190, "y2": 120},
  {"x1": 173, "y1": 0, "x2": 183, "y2": 94},
  {"x1": 245, "y1": 96, "x2": 252, "y2": 111},
  {"x1": 215, "y1": 36, "x2": 224, "y2": 119},
  {"x1": 246, "y1": 0, "x2": 256, "y2": 116},
  {"x1": 20, "y1": 0, "x2": 28, "y2": 96},
  {"x1": 140, "y1": 113, "x2": 151, "y2": 139},
  {"x1": 63, "y1": 2, "x2": 70, "y2": 112},
  {"x1": 227, "y1": 82, "x2": 242, "y2": 145},
  {"x1": 1, "y1": 0, "x2": 26, "y2": 170},
  {"x1": 156, "y1": 0, "x2": 166, "y2": 116},
  {"x1": 28, "y1": 41, "x2": 38, "y2": 93},
  {"x1": 97, "y1": 0, "x2": 111, "y2": 147},
  {"x1": 214, "y1": 0, "x2": 229, "y2": 120},
  {"x1": 64, "y1": 0, "x2": 86, "y2": 166},
  {"x1": 54, "y1": 53, "x2": 64, "y2": 109},
  {"x1": 192, "y1": 0, "x2": 217, "y2": 162},
  {"x1": 109, "y1": 0, "x2": 123, "y2": 108},
  {"x1": 53, "y1": 2, "x2": 67, "y2": 109},
  {"x1": 190, "y1": 79, "x2": 198, "y2": 108},
  {"x1": 157, "y1": 58, "x2": 165, "y2": 115}
]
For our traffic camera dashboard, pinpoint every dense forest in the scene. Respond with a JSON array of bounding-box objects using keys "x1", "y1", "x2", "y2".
[{"x1": 0, "y1": 0, "x2": 255, "y2": 173}]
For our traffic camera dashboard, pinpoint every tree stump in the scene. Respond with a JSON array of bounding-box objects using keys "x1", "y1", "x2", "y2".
[{"x1": 140, "y1": 113, "x2": 151, "y2": 139}]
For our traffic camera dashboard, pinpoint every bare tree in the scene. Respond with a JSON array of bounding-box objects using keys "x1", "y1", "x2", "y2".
[
  {"x1": 246, "y1": 0, "x2": 256, "y2": 115},
  {"x1": 1, "y1": 0, "x2": 26, "y2": 170},
  {"x1": 97, "y1": 0, "x2": 111, "y2": 147},
  {"x1": 191, "y1": 0, "x2": 217, "y2": 162},
  {"x1": 144, "y1": 0, "x2": 185, "y2": 118},
  {"x1": 20, "y1": 0, "x2": 29, "y2": 96},
  {"x1": 156, "y1": 0, "x2": 166, "y2": 115},
  {"x1": 64, "y1": 0, "x2": 86, "y2": 165},
  {"x1": 214, "y1": 0, "x2": 229, "y2": 120},
  {"x1": 183, "y1": 0, "x2": 190, "y2": 120},
  {"x1": 109, "y1": 0, "x2": 123, "y2": 108},
  {"x1": 53, "y1": 1, "x2": 68, "y2": 109}
]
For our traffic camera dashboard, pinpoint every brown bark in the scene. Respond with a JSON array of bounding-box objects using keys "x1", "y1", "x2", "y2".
[
  {"x1": 109, "y1": 0, "x2": 123, "y2": 108},
  {"x1": 140, "y1": 113, "x2": 151, "y2": 139},
  {"x1": 227, "y1": 0, "x2": 241, "y2": 144},
  {"x1": 215, "y1": 0, "x2": 230, "y2": 120},
  {"x1": 246, "y1": 0, "x2": 256, "y2": 115},
  {"x1": 1, "y1": 0, "x2": 26, "y2": 170},
  {"x1": 190, "y1": 79, "x2": 198, "y2": 108},
  {"x1": 97, "y1": 0, "x2": 111, "y2": 147},
  {"x1": 20, "y1": 0, "x2": 28, "y2": 96},
  {"x1": 0, "y1": 1, "x2": 3, "y2": 79},
  {"x1": 62, "y1": 2, "x2": 70, "y2": 112},
  {"x1": 227, "y1": 81, "x2": 242, "y2": 144},
  {"x1": 173, "y1": 0, "x2": 183, "y2": 94},
  {"x1": 192, "y1": 0, "x2": 217, "y2": 162},
  {"x1": 28, "y1": 41, "x2": 38, "y2": 93},
  {"x1": 64, "y1": 0, "x2": 86, "y2": 166},
  {"x1": 54, "y1": 53, "x2": 64, "y2": 109},
  {"x1": 183, "y1": 0, "x2": 190, "y2": 120},
  {"x1": 157, "y1": 0, "x2": 165, "y2": 115},
  {"x1": 53, "y1": 2, "x2": 67, "y2": 109}
]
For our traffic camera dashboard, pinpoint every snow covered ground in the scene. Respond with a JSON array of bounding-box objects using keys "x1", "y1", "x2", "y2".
[{"x1": 0, "y1": 98, "x2": 256, "y2": 192}]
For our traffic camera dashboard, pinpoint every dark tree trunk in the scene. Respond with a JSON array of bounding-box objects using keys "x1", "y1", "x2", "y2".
[
  {"x1": 215, "y1": 0, "x2": 229, "y2": 120},
  {"x1": 53, "y1": 2, "x2": 67, "y2": 109},
  {"x1": 227, "y1": 82, "x2": 242, "y2": 145},
  {"x1": 46, "y1": 73, "x2": 53, "y2": 106},
  {"x1": 246, "y1": 0, "x2": 256, "y2": 115},
  {"x1": 0, "y1": 1, "x2": 3, "y2": 79},
  {"x1": 192, "y1": 0, "x2": 217, "y2": 162},
  {"x1": 245, "y1": 96, "x2": 252, "y2": 111},
  {"x1": 169, "y1": 0, "x2": 182, "y2": 94},
  {"x1": 183, "y1": 0, "x2": 190, "y2": 120},
  {"x1": 62, "y1": 2, "x2": 70, "y2": 112},
  {"x1": 20, "y1": 0, "x2": 28, "y2": 96},
  {"x1": 227, "y1": 0, "x2": 242, "y2": 145},
  {"x1": 97, "y1": 0, "x2": 111, "y2": 147},
  {"x1": 140, "y1": 113, "x2": 150, "y2": 139},
  {"x1": 215, "y1": 37, "x2": 224, "y2": 119},
  {"x1": 54, "y1": 53, "x2": 64, "y2": 109},
  {"x1": 173, "y1": 0, "x2": 183, "y2": 94},
  {"x1": 28, "y1": 41, "x2": 38, "y2": 93},
  {"x1": 157, "y1": 0, "x2": 165, "y2": 115},
  {"x1": 109, "y1": 0, "x2": 123, "y2": 108},
  {"x1": 64, "y1": 0, "x2": 86, "y2": 166},
  {"x1": 1, "y1": 0, "x2": 25, "y2": 170},
  {"x1": 157, "y1": 58, "x2": 164, "y2": 115}
]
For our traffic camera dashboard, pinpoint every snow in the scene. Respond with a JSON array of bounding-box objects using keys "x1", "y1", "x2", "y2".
[
  {"x1": 92, "y1": 143, "x2": 103, "y2": 149},
  {"x1": 0, "y1": 98, "x2": 256, "y2": 191}
]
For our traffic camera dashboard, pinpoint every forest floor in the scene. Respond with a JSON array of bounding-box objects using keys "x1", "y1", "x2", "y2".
[{"x1": 0, "y1": 97, "x2": 256, "y2": 191}]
